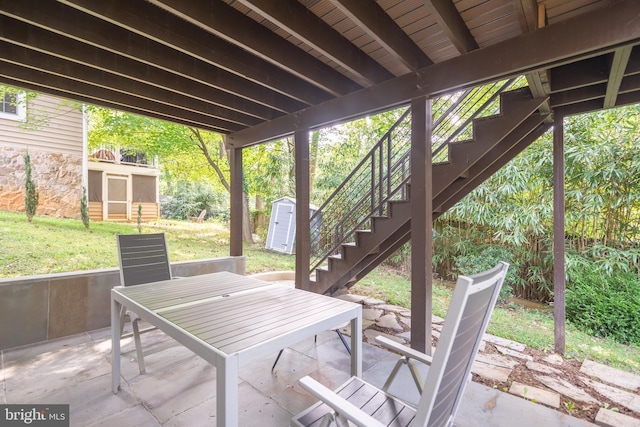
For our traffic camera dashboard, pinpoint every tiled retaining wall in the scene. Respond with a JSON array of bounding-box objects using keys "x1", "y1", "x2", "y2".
[{"x1": 0, "y1": 256, "x2": 245, "y2": 350}]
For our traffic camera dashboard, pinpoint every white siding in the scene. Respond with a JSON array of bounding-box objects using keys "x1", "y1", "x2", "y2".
[{"x1": 0, "y1": 93, "x2": 83, "y2": 156}]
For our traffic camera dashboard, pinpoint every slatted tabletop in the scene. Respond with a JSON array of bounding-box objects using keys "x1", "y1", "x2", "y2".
[{"x1": 111, "y1": 271, "x2": 362, "y2": 427}]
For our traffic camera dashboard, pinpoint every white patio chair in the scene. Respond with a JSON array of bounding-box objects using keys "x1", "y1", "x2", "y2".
[
  {"x1": 291, "y1": 261, "x2": 509, "y2": 427},
  {"x1": 116, "y1": 233, "x2": 173, "y2": 374}
]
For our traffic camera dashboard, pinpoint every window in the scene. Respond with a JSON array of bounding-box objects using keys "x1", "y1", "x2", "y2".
[{"x1": 0, "y1": 90, "x2": 26, "y2": 120}]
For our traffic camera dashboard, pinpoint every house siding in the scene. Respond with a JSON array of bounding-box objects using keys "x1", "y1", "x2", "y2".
[{"x1": 0, "y1": 93, "x2": 84, "y2": 218}]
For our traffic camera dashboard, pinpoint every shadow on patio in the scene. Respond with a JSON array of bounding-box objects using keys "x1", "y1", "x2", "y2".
[{"x1": 1, "y1": 324, "x2": 598, "y2": 426}]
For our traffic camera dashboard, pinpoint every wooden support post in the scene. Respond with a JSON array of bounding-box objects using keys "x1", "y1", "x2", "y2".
[
  {"x1": 229, "y1": 147, "x2": 243, "y2": 257},
  {"x1": 553, "y1": 114, "x2": 566, "y2": 354},
  {"x1": 410, "y1": 96, "x2": 433, "y2": 354},
  {"x1": 295, "y1": 130, "x2": 311, "y2": 290}
]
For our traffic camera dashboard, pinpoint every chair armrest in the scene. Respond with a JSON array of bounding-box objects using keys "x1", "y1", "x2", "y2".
[
  {"x1": 375, "y1": 336, "x2": 433, "y2": 366},
  {"x1": 298, "y1": 377, "x2": 385, "y2": 427}
]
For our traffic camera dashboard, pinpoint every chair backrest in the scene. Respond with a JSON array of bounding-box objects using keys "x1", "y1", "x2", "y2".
[
  {"x1": 116, "y1": 233, "x2": 173, "y2": 286},
  {"x1": 412, "y1": 262, "x2": 509, "y2": 427}
]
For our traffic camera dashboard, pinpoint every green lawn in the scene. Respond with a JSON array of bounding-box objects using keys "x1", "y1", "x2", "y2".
[{"x1": 2, "y1": 209, "x2": 638, "y2": 373}]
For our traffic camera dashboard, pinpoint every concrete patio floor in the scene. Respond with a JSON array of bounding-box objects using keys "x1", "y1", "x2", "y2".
[{"x1": 1, "y1": 326, "x2": 598, "y2": 427}]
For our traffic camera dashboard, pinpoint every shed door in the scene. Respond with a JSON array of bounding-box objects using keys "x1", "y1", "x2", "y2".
[{"x1": 268, "y1": 202, "x2": 295, "y2": 253}]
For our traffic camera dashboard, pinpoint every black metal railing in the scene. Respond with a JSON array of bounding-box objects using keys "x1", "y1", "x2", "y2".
[{"x1": 310, "y1": 78, "x2": 526, "y2": 274}]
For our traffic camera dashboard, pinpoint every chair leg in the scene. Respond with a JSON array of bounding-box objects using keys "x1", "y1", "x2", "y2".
[
  {"x1": 271, "y1": 349, "x2": 284, "y2": 371},
  {"x1": 131, "y1": 319, "x2": 146, "y2": 374},
  {"x1": 335, "y1": 330, "x2": 351, "y2": 355}
]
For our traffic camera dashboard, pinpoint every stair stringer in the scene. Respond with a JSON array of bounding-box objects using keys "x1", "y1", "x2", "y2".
[{"x1": 311, "y1": 92, "x2": 549, "y2": 295}]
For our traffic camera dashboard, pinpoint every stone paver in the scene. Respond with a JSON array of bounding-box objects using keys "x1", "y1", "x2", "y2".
[
  {"x1": 595, "y1": 408, "x2": 640, "y2": 427},
  {"x1": 483, "y1": 334, "x2": 526, "y2": 352},
  {"x1": 580, "y1": 377, "x2": 640, "y2": 413},
  {"x1": 544, "y1": 353, "x2": 564, "y2": 365},
  {"x1": 580, "y1": 359, "x2": 640, "y2": 392},
  {"x1": 509, "y1": 381, "x2": 561, "y2": 408},
  {"x1": 476, "y1": 352, "x2": 520, "y2": 370},
  {"x1": 526, "y1": 360, "x2": 563, "y2": 375},
  {"x1": 354, "y1": 292, "x2": 639, "y2": 426},
  {"x1": 495, "y1": 345, "x2": 533, "y2": 361},
  {"x1": 535, "y1": 375, "x2": 600, "y2": 405},
  {"x1": 376, "y1": 313, "x2": 403, "y2": 332},
  {"x1": 362, "y1": 308, "x2": 383, "y2": 321},
  {"x1": 471, "y1": 361, "x2": 511, "y2": 382}
]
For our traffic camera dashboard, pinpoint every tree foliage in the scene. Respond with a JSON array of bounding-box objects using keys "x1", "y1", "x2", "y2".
[
  {"x1": 23, "y1": 150, "x2": 39, "y2": 223},
  {"x1": 436, "y1": 105, "x2": 640, "y2": 307}
]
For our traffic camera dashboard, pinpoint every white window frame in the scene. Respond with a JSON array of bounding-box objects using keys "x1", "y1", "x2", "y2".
[{"x1": 0, "y1": 91, "x2": 26, "y2": 121}]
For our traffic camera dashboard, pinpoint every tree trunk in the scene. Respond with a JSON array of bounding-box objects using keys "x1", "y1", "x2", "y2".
[{"x1": 243, "y1": 192, "x2": 253, "y2": 243}]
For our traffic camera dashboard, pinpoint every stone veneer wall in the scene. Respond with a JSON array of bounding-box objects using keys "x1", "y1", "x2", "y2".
[{"x1": 0, "y1": 146, "x2": 82, "y2": 218}]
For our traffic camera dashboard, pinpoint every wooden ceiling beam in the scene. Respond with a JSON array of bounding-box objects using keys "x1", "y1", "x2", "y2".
[
  {"x1": 329, "y1": 0, "x2": 432, "y2": 72},
  {"x1": 0, "y1": 16, "x2": 281, "y2": 123},
  {"x1": 512, "y1": 0, "x2": 538, "y2": 33},
  {"x1": 423, "y1": 0, "x2": 478, "y2": 54},
  {"x1": 0, "y1": 0, "x2": 308, "y2": 112},
  {"x1": 234, "y1": 0, "x2": 394, "y2": 86},
  {"x1": 603, "y1": 45, "x2": 633, "y2": 108},
  {"x1": 0, "y1": 41, "x2": 253, "y2": 130},
  {"x1": 0, "y1": 62, "x2": 233, "y2": 132},
  {"x1": 148, "y1": 0, "x2": 360, "y2": 98},
  {"x1": 57, "y1": 0, "x2": 332, "y2": 106},
  {"x1": 227, "y1": 0, "x2": 640, "y2": 147}
]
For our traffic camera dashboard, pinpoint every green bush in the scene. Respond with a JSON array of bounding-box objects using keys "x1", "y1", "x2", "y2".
[
  {"x1": 454, "y1": 246, "x2": 516, "y2": 303},
  {"x1": 566, "y1": 262, "x2": 640, "y2": 346},
  {"x1": 160, "y1": 181, "x2": 227, "y2": 221}
]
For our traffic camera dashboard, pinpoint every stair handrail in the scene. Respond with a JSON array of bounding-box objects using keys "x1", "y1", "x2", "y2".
[{"x1": 310, "y1": 78, "x2": 525, "y2": 274}]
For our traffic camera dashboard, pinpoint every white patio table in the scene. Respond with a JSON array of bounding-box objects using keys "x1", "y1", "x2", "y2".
[{"x1": 111, "y1": 271, "x2": 362, "y2": 427}]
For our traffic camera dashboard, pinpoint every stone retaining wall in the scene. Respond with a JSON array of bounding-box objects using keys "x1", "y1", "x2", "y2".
[
  {"x1": 0, "y1": 256, "x2": 245, "y2": 350},
  {"x1": 0, "y1": 146, "x2": 82, "y2": 218}
]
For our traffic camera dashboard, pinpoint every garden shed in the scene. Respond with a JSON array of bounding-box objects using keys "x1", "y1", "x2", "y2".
[{"x1": 266, "y1": 197, "x2": 318, "y2": 254}]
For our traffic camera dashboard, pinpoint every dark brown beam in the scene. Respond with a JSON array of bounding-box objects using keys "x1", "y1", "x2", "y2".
[
  {"x1": 294, "y1": 130, "x2": 311, "y2": 291},
  {"x1": 0, "y1": 16, "x2": 276, "y2": 125},
  {"x1": 549, "y1": 84, "x2": 606, "y2": 108},
  {"x1": 614, "y1": 89, "x2": 640, "y2": 107},
  {"x1": 0, "y1": 42, "x2": 247, "y2": 131},
  {"x1": 410, "y1": 96, "x2": 432, "y2": 354},
  {"x1": 227, "y1": 0, "x2": 640, "y2": 147},
  {"x1": 512, "y1": 0, "x2": 538, "y2": 33},
  {"x1": 229, "y1": 148, "x2": 243, "y2": 256},
  {"x1": 0, "y1": 71, "x2": 228, "y2": 133},
  {"x1": 625, "y1": 45, "x2": 640, "y2": 75},
  {"x1": 619, "y1": 74, "x2": 640, "y2": 93},
  {"x1": 553, "y1": 114, "x2": 566, "y2": 354},
  {"x1": 549, "y1": 55, "x2": 610, "y2": 92},
  {"x1": 603, "y1": 46, "x2": 633, "y2": 108},
  {"x1": 58, "y1": 0, "x2": 331, "y2": 106},
  {"x1": 423, "y1": 0, "x2": 479, "y2": 54},
  {"x1": 234, "y1": 0, "x2": 394, "y2": 86},
  {"x1": 148, "y1": 0, "x2": 361, "y2": 98},
  {"x1": 0, "y1": 0, "x2": 307, "y2": 113},
  {"x1": 330, "y1": 0, "x2": 432, "y2": 72}
]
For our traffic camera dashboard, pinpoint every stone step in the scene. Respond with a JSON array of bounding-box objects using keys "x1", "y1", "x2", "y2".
[
  {"x1": 580, "y1": 377, "x2": 640, "y2": 413},
  {"x1": 483, "y1": 334, "x2": 526, "y2": 352},
  {"x1": 581, "y1": 359, "x2": 640, "y2": 392},
  {"x1": 595, "y1": 408, "x2": 640, "y2": 427},
  {"x1": 509, "y1": 382, "x2": 560, "y2": 408},
  {"x1": 535, "y1": 375, "x2": 600, "y2": 405}
]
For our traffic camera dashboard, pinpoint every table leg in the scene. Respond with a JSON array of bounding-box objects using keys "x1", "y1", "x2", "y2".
[
  {"x1": 217, "y1": 356, "x2": 238, "y2": 427},
  {"x1": 111, "y1": 294, "x2": 122, "y2": 394},
  {"x1": 351, "y1": 310, "x2": 362, "y2": 377}
]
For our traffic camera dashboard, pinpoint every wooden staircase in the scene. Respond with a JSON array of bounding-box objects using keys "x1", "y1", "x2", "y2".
[{"x1": 309, "y1": 87, "x2": 552, "y2": 295}]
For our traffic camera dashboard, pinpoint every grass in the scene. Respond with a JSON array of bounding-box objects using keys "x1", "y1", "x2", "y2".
[{"x1": 2, "y1": 209, "x2": 639, "y2": 373}]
